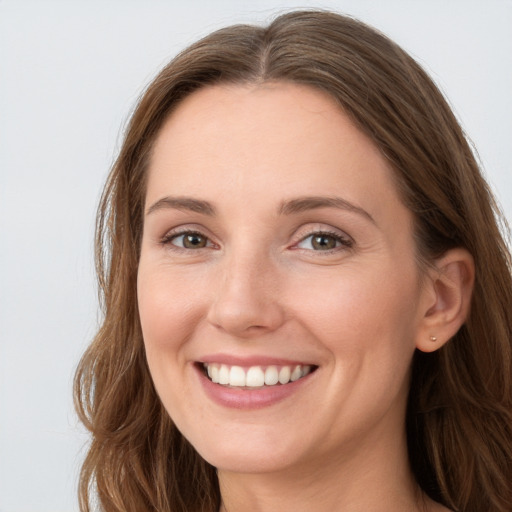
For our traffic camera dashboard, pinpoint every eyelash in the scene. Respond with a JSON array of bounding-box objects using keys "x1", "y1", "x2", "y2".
[
  {"x1": 160, "y1": 228, "x2": 353, "y2": 253},
  {"x1": 161, "y1": 229, "x2": 354, "y2": 255},
  {"x1": 295, "y1": 230, "x2": 353, "y2": 252},
  {"x1": 160, "y1": 230, "x2": 214, "y2": 250}
]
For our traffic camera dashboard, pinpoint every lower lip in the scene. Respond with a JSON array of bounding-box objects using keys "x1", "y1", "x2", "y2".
[{"x1": 194, "y1": 365, "x2": 315, "y2": 410}]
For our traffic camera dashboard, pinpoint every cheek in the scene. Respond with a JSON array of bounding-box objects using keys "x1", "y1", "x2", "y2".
[
  {"x1": 291, "y1": 262, "x2": 421, "y2": 362},
  {"x1": 137, "y1": 264, "x2": 208, "y2": 358},
  {"x1": 307, "y1": 266, "x2": 420, "y2": 392},
  {"x1": 136, "y1": 265, "x2": 208, "y2": 424}
]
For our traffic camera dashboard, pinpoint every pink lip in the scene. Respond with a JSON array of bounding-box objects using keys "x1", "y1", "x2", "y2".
[
  {"x1": 199, "y1": 353, "x2": 313, "y2": 367},
  {"x1": 193, "y1": 362, "x2": 316, "y2": 410}
]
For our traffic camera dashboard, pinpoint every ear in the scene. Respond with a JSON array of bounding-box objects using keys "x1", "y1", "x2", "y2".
[{"x1": 415, "y1": 248, "x2": 475, "y2": 353}]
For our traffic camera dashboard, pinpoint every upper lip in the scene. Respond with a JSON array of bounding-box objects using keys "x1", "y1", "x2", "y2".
[{"x1": 198, "y1": 354, "x2": 317, "y2": 367}]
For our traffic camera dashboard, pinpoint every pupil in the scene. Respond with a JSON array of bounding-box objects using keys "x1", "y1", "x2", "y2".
[
  {"x1": 184, "y1": 234, "x2": 206, "y2": 248},
  {"x1": 313, "y1": 235, "x2": 336, "y2": 250}
]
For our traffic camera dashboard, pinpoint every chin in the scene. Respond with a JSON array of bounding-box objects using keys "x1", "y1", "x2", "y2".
[
  {"x1": 181, "y1": 423, "x2": 307, "y2": 474},
  {"x1": 200, "y1": 446, "x2": 297, "y2": 474}
]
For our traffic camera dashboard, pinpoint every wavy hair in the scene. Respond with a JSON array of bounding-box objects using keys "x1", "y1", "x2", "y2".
[{"x1": 74, "y1": 10, "x2": 512, "y2": 512}]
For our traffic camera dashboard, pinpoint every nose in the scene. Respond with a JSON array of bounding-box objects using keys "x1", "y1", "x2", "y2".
[{"x1": 207, "y1": 250, "x2": 286, "y2": 338}]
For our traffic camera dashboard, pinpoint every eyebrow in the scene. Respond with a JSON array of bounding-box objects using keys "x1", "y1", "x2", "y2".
[
  {"x1": 279, "y1": 196, "x2": 375, "y2": 224},
  {"x1": 146, "y1": 196, "x2": 216, "y2": 216},
  {"x1": 145, "y1": 194, "x2": 374, "y2": 224}
]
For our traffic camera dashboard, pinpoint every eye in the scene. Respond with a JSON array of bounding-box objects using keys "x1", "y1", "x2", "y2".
[
  {"x1": 163, "y1": 231, "x2": 212, "y2": 249},
  {"x1": 296, "y1": 231, "x2": 352, "y2": 251}
]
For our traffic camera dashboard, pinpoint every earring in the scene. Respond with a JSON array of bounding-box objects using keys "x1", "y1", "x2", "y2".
[{"x1": 429, "y1": 335, "x2": 437, "y2": 342}]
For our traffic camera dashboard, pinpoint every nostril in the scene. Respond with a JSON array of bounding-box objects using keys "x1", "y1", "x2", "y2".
[{"x1": 207, "y1": 302, "x2": 286, "y2": 337}]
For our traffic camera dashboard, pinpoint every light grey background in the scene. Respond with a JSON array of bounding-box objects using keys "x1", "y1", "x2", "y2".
[{"x1": 1, "y1": 1, "x2": 510, "y2": 510}]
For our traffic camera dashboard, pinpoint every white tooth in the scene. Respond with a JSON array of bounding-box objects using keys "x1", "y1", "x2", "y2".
[
  {"x1": 264, "y1": 366, "x2": 279, "y2": 386},
  {"x1": 302, "y1": 365, "x2": 312, "y2": 377},
  {"x1": 210, "y1": 364, "x2": 220, "y2": 383},
  {"x1": 229, "y1": 366, "x2": 246, "y2": 387},
  {"x1": 219, "y1": 364, "x2": 230, "y2": 385},
  {"x1": 246, "y1": 366, "x2": 265, "y2": 387},
  {"x1": 278, "y1": 366, "x2": 291, "y2": 384},
  {"x1": 290, "y1": 365, "x2": 302, "y2": 382}
]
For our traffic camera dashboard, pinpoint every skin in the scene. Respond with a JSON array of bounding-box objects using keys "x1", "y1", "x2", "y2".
[{"x1": 137, "y1": 83, "x2": 463, "y2": 511}]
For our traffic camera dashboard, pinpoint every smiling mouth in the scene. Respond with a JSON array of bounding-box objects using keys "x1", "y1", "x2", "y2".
[{"x1": 199, "y1": 363, "x2": 317, "y2": 388}]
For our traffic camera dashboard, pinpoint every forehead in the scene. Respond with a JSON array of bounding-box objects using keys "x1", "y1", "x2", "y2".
[
  {"x1": 150, "y1": 81, "x2": 370, "y2": 171},
  {"x1": 145, "y1": 82, "x2": 404, "y2": 224}
]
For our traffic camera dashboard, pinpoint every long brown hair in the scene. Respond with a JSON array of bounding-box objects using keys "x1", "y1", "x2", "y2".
[{"x1": 74, "y1": 10, "x2": 512, "y2": 512}]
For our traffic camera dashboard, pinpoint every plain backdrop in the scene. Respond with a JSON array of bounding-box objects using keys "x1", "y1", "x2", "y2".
[{"x1": 0, "y1": 1, "x2": 510, "y2": 510}]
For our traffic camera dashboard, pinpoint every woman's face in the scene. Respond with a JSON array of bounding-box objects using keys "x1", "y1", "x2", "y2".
[{"x1": 138, "y1": 83, "x2": 432, "y2": 474}]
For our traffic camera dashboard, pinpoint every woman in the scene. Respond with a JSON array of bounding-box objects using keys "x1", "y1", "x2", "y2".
[{"x1": 74, "y1": 10, "x2": 512, "y2": 512}]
